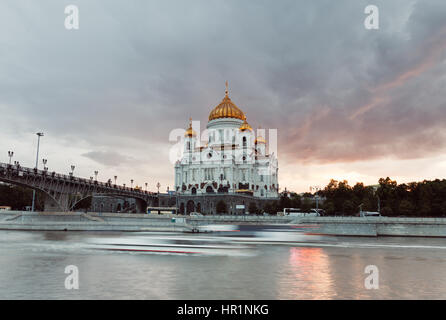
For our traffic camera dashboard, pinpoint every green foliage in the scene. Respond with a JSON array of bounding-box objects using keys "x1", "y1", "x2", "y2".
[
  {"x1": 380, "y1": 206, "x2": 393, "y2": 216},
  {"x1": 342, "y1": 200, "x2": 356, "y2": 215},
  {"x1": 319, "y1": 177, "x2": 446, "y2": 217},
  {"x1": 300, "y1": 198, "x2": 312, "y2": 212},
  {"x1": 323, "y1": 201, "x2": 335, "y2": 215},
  {"x1": 399, "y1": 200, "x2": 415, "y2": 216}
]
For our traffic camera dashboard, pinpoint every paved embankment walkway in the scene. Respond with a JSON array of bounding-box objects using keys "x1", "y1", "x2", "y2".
[
  {"x1": 1, "y1": 211, "x2": 446, "y2": 236},
  {"x1": 0, "y1": 211, "x2": 192, "y2": 232},
  {"x1": 293, "y1": 216, "x2": 446, "y2": 237}
]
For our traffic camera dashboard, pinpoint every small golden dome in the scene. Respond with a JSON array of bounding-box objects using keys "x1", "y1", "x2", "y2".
[
  {"x1": 255, "y1": 136, "x2": 266, "y2": 144},
  {"x1": 184, "y1": 118, "x2": 197, "y2": 137},
  {"x1": 239, "y1": 117, "x2": 252, "y2": 131},
  {"x1": 209, "y1": 83, "x2": 245, "y2": 121}
]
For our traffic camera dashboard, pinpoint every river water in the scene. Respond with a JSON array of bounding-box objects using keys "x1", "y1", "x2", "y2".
[{"x1": 1, "y1": 228, "x2": 446, "y2": 299}]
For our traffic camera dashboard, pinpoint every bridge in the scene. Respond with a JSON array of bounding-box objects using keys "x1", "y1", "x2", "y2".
[{"x1": 0, "y1": 162, "x2": 159, "y2": 213}]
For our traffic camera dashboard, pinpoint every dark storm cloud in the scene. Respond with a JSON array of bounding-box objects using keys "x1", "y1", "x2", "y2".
[{"x1": 1, "y1": 0, "x2": 445, "y2": 169}]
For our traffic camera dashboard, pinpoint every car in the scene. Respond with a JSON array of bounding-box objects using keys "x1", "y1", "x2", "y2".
[{"x1": 189, "y1": 212, "x2": 203, "y2": 217}]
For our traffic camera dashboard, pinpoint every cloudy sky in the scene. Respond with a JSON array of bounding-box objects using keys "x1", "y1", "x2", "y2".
[{"x1": 1, "y1": 0, "x2": 445, "y2": 192}]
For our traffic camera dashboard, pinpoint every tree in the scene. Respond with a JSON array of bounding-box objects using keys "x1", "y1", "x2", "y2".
[
  {"x1": 380, "y1": 206, "x2": 393, "y2": 216},
  {"x1": 289, "y1": 193, "x2": 302, "y2": 208},
  {"x1": 263, "y1": 202, "x2": 273, "y2": 215},
  {"x1": 342, "y1": 200, "x2": 356, "y2": 215},
  {"x1": 399, "y1": 200, "x2": 415, "y2": 216},
  {"x1": 323, "y1": 201, "x2": 335, "y2": 216},
  {"x1": 301, "y1": 198, "x2": 312, "y2": 212},
  {"x1": 216, "y1": 200, "x2": 227, "y2": 214},
  {"x1": 377, "y1": 177, "x2": 398, "y2": 214}
]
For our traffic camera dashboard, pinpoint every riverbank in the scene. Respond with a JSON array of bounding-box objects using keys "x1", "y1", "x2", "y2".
[
  {"x1": 294, "y1": 216, "x2": 446, "y2": 237},
  {"x1": 0, "y1": 211, "x2": 191, "y2": 232},
  {"x1": 1, "y1": 211, "x2": 446, "y2": 237}
]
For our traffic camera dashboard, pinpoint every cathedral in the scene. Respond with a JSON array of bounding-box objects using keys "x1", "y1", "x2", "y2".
[{"x1": 175, "y1": 84, "x2": 279, "y2": 215}]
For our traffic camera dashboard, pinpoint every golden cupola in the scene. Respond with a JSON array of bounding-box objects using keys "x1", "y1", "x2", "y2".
[
  {"x1": 184, "y1": 118, "x2": 197, "y2": 137},
  {"x1": 208, "y1": 82, "x2": 245, "y2": 122},
  {"x1": 255, "y1": 129, "x2": 266, "y2": 144},
  {"x1": 239, "y1": 116, "x2": 252, "y2": 132}
]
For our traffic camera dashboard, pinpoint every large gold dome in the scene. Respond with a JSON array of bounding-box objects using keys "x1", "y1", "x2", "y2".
[{"x1": 208, "y1": 92, "x2": 245, "y2": 122}]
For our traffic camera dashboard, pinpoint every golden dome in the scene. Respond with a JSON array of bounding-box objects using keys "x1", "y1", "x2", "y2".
[
  {"x1": 239, "y1": 117, "x2": 252, "y2": 132},
  {"x1": 255, "y1": 135, "x2": 266, "y2": 144},
  {"x1": 184, "y1": 118, "x2": 197, "y2": 137},
  {"x1": 209, "y1": 84, "x2": 245, "y2": 121}
]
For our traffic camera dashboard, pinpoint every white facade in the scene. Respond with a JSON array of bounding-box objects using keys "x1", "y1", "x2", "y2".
[{"x1": 174, "y1": 91, "x2": 279, "y2": 198}]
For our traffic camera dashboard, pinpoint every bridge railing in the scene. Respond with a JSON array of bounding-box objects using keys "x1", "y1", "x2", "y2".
[{"x1": 0, "y1": 162, "x2": 157, "y2": 197}]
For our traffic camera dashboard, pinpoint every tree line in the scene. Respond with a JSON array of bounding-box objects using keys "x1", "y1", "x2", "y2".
[
  {"x1": 277, "y1": 177, "x2": 446, "y2": 217},
  {"x1": 216, "y1": 177, "x2": 446, "y2": 217}
]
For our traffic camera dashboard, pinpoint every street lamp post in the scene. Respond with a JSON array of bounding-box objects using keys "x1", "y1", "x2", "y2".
[
  {"x1": 145, "y1": 182, "x2": 148, "y2": 192},
  {"x1": 157, "y1": 182, "x2": 161, "y2": 207},
  {"x1": 131, "y1": 179, "x2": 134, "y2": 189},
  {"x1": 32, "y1": 132, "x2": 44, "y2": 212},
  {"x1": 94, "y1": 171, "x2": 98, "y2": 181},
  {"x1": 7, "y1": 151, "x2": 13, "y2": 165},
  {"x1": 114, "y1": 176, "x2": 117, "y2": 185},
  {"x1": 42, "y1": 159, "x2": 48, "y2": 172},
  {"x1": 310, "y1": 186, "x2": 321, "y2": 211},
  {"x1": 71, "y1": 165, "x2": 75, "y2": 175}
]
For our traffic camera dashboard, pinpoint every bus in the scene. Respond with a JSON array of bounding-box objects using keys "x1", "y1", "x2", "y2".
[{"x1": 283, "y1": 208, "x2": 321, "y2": 217}]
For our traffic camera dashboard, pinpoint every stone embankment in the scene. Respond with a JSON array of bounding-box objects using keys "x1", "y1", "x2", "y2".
[{"x1": 1, "y1": 211, "x2": 446, "y2": 237}]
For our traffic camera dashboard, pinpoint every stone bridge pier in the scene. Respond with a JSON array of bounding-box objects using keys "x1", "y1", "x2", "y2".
[{"x1": 44, "y1": 192, "x2": 70, "y2": 212}]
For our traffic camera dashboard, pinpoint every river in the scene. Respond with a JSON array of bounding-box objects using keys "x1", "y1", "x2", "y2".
[{"x1": 1, "y1": 229, "x2": 446, "y2": 299}]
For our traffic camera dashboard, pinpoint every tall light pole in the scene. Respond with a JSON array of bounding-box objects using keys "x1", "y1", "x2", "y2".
[
  {"x1": 114, "y1": 176, "x2": 117, "y2": 185},
  {"x1": 7, "y1": 151, "x2": 13, "y2": 165},
  {"x1": 32, "y1": 132, "x2": 44, "y2": 212},
  {"x1": 70, "y1": 165, "x2": 75, "y2": 177},
  {"x1": 94, "y1": 171, "x2": 98, "y2": 181},
  {"x1": 310, "y1": 186, "x2": 321, "y2": 211},
  {"x1": 157, "y1": 182, "x2": 161, "y2": 207}
]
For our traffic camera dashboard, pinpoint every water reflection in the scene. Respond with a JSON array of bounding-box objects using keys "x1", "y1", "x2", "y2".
[{"x1": 277, "y1": 247, "x2": 335, "y2": 299}]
